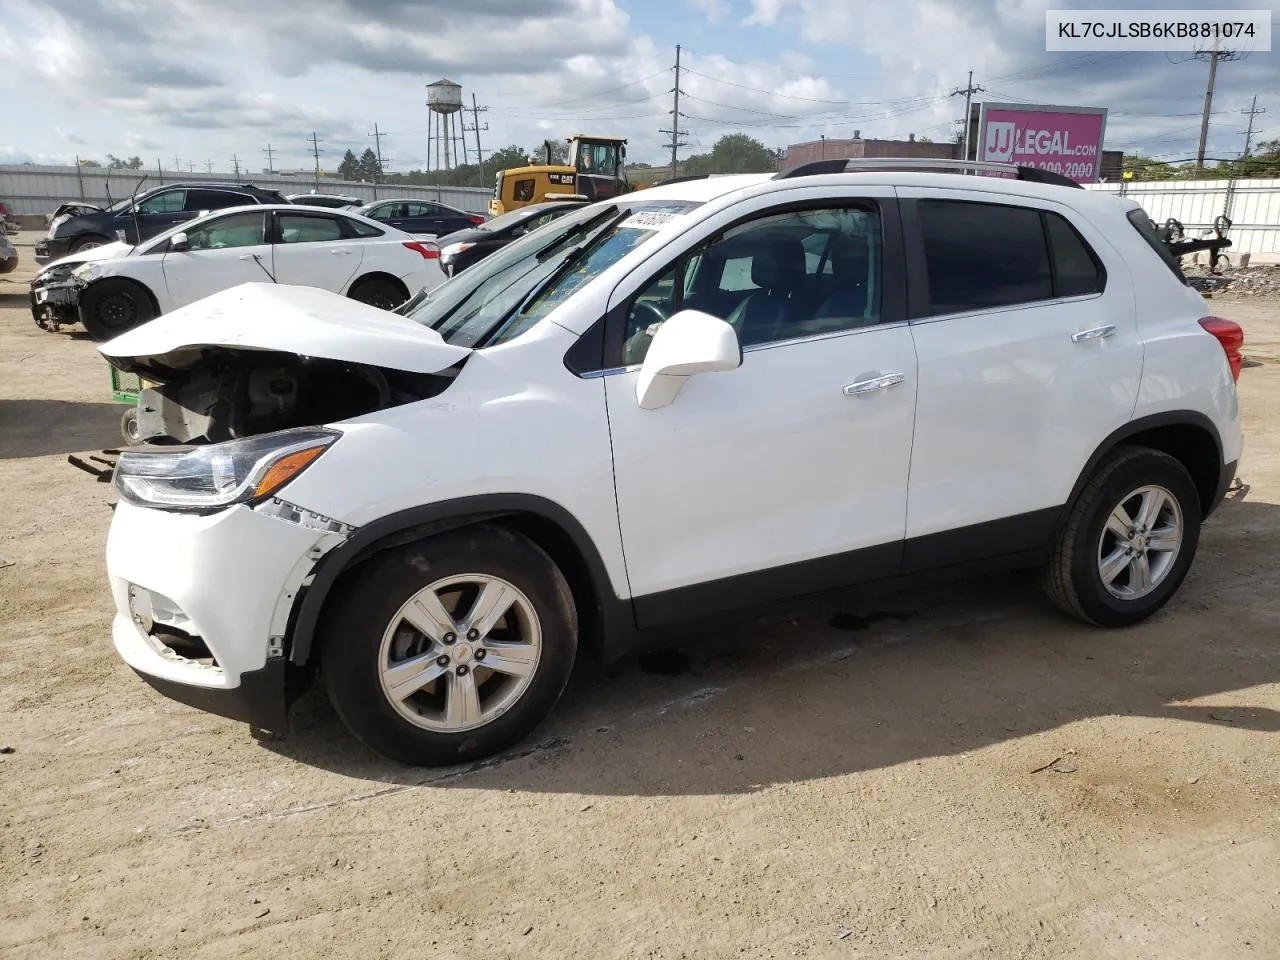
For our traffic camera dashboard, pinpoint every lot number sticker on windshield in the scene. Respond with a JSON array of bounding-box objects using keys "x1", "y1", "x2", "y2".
[{"x1": 626, "y1": 211, "x2": 682, "y2": 230}]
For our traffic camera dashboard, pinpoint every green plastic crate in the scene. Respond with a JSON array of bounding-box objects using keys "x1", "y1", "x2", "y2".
[{"x1": 110, "y1": 365, "x2": 143, "y2": 405}]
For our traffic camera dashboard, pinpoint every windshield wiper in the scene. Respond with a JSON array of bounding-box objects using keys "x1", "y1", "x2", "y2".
[
  {"x1": 476, "y1": 207, "x2": 632, "y2": 347},
  {"x1": 534, "y1": 205, "x2": 621, "y2": 262}
]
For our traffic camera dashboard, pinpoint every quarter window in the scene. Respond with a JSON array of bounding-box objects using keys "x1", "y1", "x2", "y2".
[
  {"x1": 1045, "y1": 212, "x2": 1103, "y2": 297},
  {"x1": 621, "y1": 205, "x2": 883, "y2": 365}
]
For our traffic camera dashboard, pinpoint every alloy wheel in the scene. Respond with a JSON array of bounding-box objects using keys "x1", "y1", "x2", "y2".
[
  {"x1": 1096, "y1": 484, "x2": 1184, "y2": 601},
  {"x1": 377, "y1": 573, "x2": 543, "y2": 733}
]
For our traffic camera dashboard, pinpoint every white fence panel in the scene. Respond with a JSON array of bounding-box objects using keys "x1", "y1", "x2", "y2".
[
  {"x1": 1087, "y1": 177, "x2": 1280, "y2": 256},
  {"x1": 0, "y1": 164, "x2": 491, "y2": 217}
]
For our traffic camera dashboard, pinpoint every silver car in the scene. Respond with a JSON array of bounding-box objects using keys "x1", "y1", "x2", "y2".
[{"x1": 0, "y1": 231, "x2": 17, "y2": 274}]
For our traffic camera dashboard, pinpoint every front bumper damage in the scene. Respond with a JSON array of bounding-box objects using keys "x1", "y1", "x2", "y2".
[
  {"x1": 30, "y1": 269, "x2": 85, "y2": 331},
  {"x1": 107, "y1": 498, "x2": 356, "y2": 733}
]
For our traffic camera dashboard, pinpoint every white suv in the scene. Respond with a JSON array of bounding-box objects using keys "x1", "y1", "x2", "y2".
[{"x1": 100, "y1": 161, "x2": 1245, "y2": 766}]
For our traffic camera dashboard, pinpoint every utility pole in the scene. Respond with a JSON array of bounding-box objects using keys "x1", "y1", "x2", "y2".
[
  {"x1": 231, "y1": 154, "x2": 241, "y2": 180},
  {"x1": 658, "y1": 44, "x2": 688, "y2": 179},
  {"x1": 1240, "y1": 95, "x2": 1266, "y2": 160},
  {"x1": 206, "y1": 159, "x2": 213, "y2": 174},
  {"x1": 369, "y1": 122, "x2": 385, "y2": 182},
  {"x1": 262, "y1": 143, "x2": 276, "y2": 174},
  {"x1": 950, "y1": 70, "x2": 985, "y2": 161},
  {"x1": 467, "y1": 93, "x2": 489, "y2": 186},
  {"x1": 1194, "y1": 41, "x2": 1240, "y2": 175},
  {"x1": 308, "y1": 132, "x2": 323, "y2": 189},
  {"x1": 173, "y1": 154, "x2": 181, "y2": 173}
]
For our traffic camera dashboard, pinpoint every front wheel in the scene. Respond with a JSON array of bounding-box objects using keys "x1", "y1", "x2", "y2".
[
  {"x1": 78, "y1": 279, "x2": 156, "y2": 340},
  {"x1": 1044, "y1": 446, "x2": 1201, "y2": 627},
  {"x1": 319, "y1": 525, "x2": 578, "y2": 766}
]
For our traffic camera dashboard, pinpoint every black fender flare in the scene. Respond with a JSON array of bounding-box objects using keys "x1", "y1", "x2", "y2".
[
  {"x1": 286, "y1": 493, "x2": 634, "y2": 666},
  {"x1": 1062, "y1": 410, "x2": 1229, "y2": 521}
]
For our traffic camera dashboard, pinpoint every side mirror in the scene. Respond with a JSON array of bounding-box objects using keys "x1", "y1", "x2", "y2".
[
  {"x1": 169, "y1": 232, "x2": 189, "y2": 252},
  {"x1": 636, "y1": 309, "x2": 741, "y2": 410}
]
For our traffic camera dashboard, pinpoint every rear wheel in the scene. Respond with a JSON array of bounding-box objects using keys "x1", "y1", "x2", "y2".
[
  {"x1": 348, "y1": 276, "x2": 408, "y2": 311},
  {"x1": 320, "y1": 525, "x2": 578, "y2": 766},
  {"x1": 1044, "y1": 446, "x2": 1201, "y2": 627},
  {"x1": 78, "y1": 279, "x2": 156, "y2": 340}
]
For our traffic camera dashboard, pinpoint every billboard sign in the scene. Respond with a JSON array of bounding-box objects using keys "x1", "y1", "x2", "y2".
[{"x1": 976, "y1": 103, "x2": 1108, "y2": 183}]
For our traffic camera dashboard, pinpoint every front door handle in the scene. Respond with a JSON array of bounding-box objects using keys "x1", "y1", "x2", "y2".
[
  {"x1": 844, "y1": 373, "x2": 906, "y2": 396},
  {"x1": 238, "y1": 254, "x2": 257, "y2": 261},
  {"x1": 1071, "y1": 324, "x2": 1116, "y2": 343},
  {"x1": 330, "y1": 249, "x2": 354, "y2": 256}
]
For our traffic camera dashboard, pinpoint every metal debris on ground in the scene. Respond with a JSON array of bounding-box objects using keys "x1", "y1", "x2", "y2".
[{"x1": 1189, "y1": 263, "x2": 1280, "y2": 300}]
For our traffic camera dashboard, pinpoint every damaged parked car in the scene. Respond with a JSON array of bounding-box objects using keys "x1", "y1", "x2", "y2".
[
  {"x1": 31, "y1": 204, "x2": 445, "y2": 338},
  {"x1": 99, "y1": 168, "x2": 1242, "y2": 768},
  {"x1": 36, "y1": 181, "x2": 291, "y2": 265}
]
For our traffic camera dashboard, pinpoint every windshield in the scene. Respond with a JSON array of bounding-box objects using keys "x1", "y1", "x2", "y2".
[{"x1": 405, "y1": 198, "x2": 701, "y2": 348}]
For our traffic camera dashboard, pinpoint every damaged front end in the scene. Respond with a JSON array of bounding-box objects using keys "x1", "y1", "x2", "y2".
[
  {"x1": 30, "y1": 262, "x2": 86, "y2": 332},
  {"x1": 130, "y1": 348, "x2": 458, "y2": 444}
]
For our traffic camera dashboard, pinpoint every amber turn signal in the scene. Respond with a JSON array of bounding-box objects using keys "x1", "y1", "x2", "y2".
[{"x1": 252, "y1": 445, "x2": 329, "y2": 500}]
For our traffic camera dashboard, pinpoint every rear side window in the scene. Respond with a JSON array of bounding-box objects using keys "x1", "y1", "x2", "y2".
[
  {"x1": 919, "y1": 200, "x2": 1051, "y2": 314},
  {"x1": 918, "y1": 200, "x2": 1105, "y2": 316},
  {"x1": 185, "y1": 189, "x2": 252, "y2": 212},
  {"x1": 1126, "y1": 208, "x2": 1186, "y2": 282}
]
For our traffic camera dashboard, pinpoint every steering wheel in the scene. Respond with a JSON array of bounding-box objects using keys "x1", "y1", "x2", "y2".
[{"x1": 623, "y1": 300, "x2": 671, "y2": 365}]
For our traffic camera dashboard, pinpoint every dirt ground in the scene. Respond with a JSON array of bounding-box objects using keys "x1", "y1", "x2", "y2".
[{"x1": 2, "y1": 237, "x2": 1278, "y2": 960}]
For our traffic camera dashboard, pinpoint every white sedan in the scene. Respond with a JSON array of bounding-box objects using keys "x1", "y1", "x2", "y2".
[{"x1": 29, "y1": 204, "x2": 446, "y2": 340}]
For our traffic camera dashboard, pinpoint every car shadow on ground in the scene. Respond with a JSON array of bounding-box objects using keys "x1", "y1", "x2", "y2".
[
  {"x1": 0, "y1": 399, "x2": 124, "y2": 459},
  {"x1": 263, "y1": 491, "x2": 1280, "y2": 795}
]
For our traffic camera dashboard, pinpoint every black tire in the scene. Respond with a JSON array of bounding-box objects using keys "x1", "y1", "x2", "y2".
[
  {"x1": 120, "y1": 406, "x2": 141, "y2": 445},
  {"x1": 348, "y1": 276, "x2": 408, "y2": 311},
  {"x1": 1043, "y1": 446, "x2": 1201, "y2": 627},
  {"x1": 78, "y1": 279, "x2": 156, "y2": 340},
  {"x1": 69, "y1": 235, "x2": 112, "y2": 255},
  {"x1": 319, "y1": 525, "x2": 578, "y2": 766}
]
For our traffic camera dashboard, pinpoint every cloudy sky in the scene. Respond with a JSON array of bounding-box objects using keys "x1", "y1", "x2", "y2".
[{"x1": 1, "y1": 0, "x2": 1277, "y2": 174}]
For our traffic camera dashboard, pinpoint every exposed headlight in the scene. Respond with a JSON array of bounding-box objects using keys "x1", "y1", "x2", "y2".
[
  {"x1": 439, "y1": 241, "x2": 476, "y2": 258},
  {"x1": 72, "y1": 262, "x2": 101, "y2": 282},
  {"x1": 49, "y1": 214, "x2": 71, "y2": 235},
  {"x1": 114, "y1": 428, "x2": 339, "y2": 512}
]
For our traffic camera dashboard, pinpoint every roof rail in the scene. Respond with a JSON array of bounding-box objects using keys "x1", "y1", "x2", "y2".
[{"x1": 774, "y1": 157, "x2": 1084, "y2": 189}]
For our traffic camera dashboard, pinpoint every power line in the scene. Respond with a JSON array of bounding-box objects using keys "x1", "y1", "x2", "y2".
[{"x1": 681, "y1": 68, "x2": 849, "y2": 104}]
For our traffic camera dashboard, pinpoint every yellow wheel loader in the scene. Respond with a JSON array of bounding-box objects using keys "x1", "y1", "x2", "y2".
[{"x1": 489, "y1": 135, "x2": 633, "y2": 215}]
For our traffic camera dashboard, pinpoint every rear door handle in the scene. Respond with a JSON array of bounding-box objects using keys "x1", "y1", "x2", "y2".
[
  {"x1": 1071, "y1": 324, "x2": 1116, "y2": 343},
  {"x1": 330, "y1": 249, "x2": 354, "y2": 256},
  {"x1": 844, "y1": 373, "x2": 905, "y2": 396},
  {"x1": 238, "y1": 254, "x2": 256, "y2": 261}
]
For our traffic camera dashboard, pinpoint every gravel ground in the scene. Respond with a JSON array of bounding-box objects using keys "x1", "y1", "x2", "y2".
[{"x1": 1, "y1": 247, "x2": 1278, "y2": 959}]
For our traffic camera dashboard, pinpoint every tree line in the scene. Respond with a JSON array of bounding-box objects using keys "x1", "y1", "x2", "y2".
[{"x1": 1123, "y1": 140, "x2": 1280, "y2": 180}]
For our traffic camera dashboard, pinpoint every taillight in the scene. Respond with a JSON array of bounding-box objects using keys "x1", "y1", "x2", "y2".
[
  {"x1": 402, "y1": 240, "x2": 439, "y2": 259},
  {"x1": 469, "y1": 215, "x2": 484, "y2": 226},
  {"x1": 0, "y1": 202, "x2": 8, "y2": 216},
  {"x1": 1199, "y1": 316, "x2": 1244, "y2": 382}
]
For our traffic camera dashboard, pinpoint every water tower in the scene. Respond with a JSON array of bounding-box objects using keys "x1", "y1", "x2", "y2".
[{"x1": 426, "y1": 78, "x2": 469, "y2": 172}]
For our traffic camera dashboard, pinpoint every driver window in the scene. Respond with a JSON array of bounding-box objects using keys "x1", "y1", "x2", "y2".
[
  {"x1": 620, "y1": 204, "x2": 883, "y2": 366},
  {"x1": 182, "y1": 211, "x2": 265, "y2": 250}
]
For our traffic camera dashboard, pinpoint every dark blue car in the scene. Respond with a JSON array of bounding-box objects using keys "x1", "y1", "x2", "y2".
[{"x1": 356, "y1": 199, "x2": 483, "y2": 236}]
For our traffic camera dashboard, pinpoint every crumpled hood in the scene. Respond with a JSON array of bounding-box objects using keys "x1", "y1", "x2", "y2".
[
  {"x1": 98, "y1": 282, "x2": 472, "y2": 379},
  {"x1": 36, "y1": 240, "x2": 134, "y2": 277}
]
